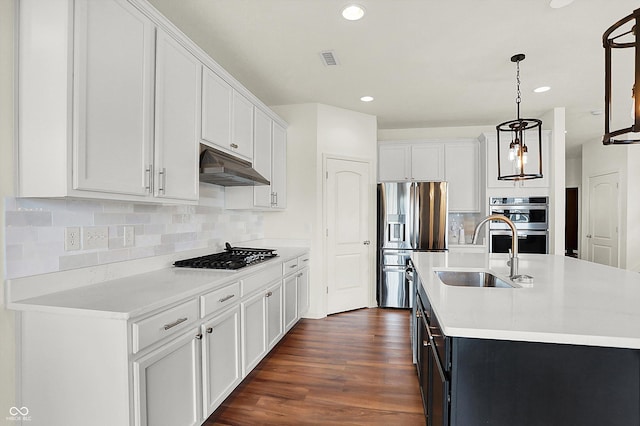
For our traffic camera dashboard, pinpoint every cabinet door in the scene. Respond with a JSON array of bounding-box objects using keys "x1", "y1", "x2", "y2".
[
  {"x1": 411, "y1": 144, "x2": 444, "y2": 181},
  {"x1": 241, "y1": 291, "x2": 267, "y2": 376},
  {"x1": 202, "y1": 306, "x2": 241, "y2": 417},
  {"x1": 266, "y1": 281, "x2": 283, "y2": 350},
  {"x1": 271, "y1": 123, "x2": 287, "y2": 209},
  {"x1": 133, "y1": 329, "x2": 202, "y2": 426},
  {"x1": 73, "y1": 0, "x2": 154, "y2": 196},
  {"x1": 296, "y1": 267, "x2": 310, "y2": 318},
  {"x1": 253, "y1": 108, "x2": 273, "y2": 208},
  {"x1": 201, "y1": 67, "x2": 232, "y2": 149},
  {"x1": 154, "y1": 30, "x2": 200, "y2": 201},
  {"x1": 231, "y1": 91, "x2": 254, "y2": 160},
  {"x1": 445, "y1": 142, "x2": 479, "y2": 212},
  {"x1": 379, "y1": 144, "x2": 410, "y2": 181},
  {"x1": 283, "y1": 275, "x2": 298, "y2": 331}
]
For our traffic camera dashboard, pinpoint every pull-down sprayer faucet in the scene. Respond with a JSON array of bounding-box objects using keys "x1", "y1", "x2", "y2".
[{"x1": 472, "y1": 215, "x2": 519, "y2": 279}]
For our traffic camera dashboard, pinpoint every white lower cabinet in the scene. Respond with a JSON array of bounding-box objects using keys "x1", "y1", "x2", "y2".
[
  {"x1": 133, "y1": 328, "x2": 203, "y2": 426},
  {"x1": 266, "y1": 281, "x2": 284, "y2": 349},
  {"x1": 16, "y1": 252, "x2": 310, "y2": 426},
  {"x1": 283, "y1": 274, "x2": 298, "y2": 332},
  {"x1": 241, "y1": 290, "x2": 267, "y2": 376},
  {"x1": 202, "y1": 306, "x2": 241, "y2": 417},
  {"x1": 297, "y1": 267, "x2": 310, "y2": 318}
]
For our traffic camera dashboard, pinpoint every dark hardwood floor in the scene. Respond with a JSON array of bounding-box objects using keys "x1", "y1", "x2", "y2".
[{"x1": 205, "y1": 308, "x2": 425, "y2": 425}]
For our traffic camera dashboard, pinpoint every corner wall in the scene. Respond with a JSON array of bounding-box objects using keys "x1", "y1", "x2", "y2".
[
  {"x1": 1, "y1": 0, "x2": 16, "y2": 421},
  {"x1": 265, "y1": 103, "x2": 377, "y2": 318}
]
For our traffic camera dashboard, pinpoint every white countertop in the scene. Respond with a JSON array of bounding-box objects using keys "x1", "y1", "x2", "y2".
[
  {"x1": 411, "y1": 251, "x2": 640, "y2": 349},
  {"x1": 8, "y1": 247, "x2": 307, "y2": 320}
]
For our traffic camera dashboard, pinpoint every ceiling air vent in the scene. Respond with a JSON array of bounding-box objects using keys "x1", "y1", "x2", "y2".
[{"x1": 320, "y1": 50, "x2": 339, "y2": 66}]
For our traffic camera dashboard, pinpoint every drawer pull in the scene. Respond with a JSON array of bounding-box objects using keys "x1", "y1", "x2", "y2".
[
  {"x1": 290, "y1": 264, "x2": 298, "y2": 269},
  {"x1": 302, "y1": 258, "x2": 309, "y2": 262},
  {"x1": 206, "y1": 327, "x2": 213, "y2": 334},
  {"x1": 218, "y1": 294, "x2": 235, "y2": 303},
  {"x1": 195, "y1": 333, "x2": 203, "y2": 340},
  {"x1": 163, "y1": 317, "x2": 188, "y2": 331}
]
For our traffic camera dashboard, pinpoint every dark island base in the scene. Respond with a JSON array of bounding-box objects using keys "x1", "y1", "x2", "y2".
[{"x1": 450, "y1": 337, "x2": 640, "y2": 426}]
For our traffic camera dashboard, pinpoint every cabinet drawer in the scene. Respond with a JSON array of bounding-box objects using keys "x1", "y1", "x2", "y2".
[
  {"x1": 242, "y1": 263, "x2": 281, "y2": 296},
  {"x1": 201, "y1": 281, "x2": 240, "y2": 318},
  {"x1": 282, "y1": 258, "x2": 299, "y2": 275},
  {"x1": 132, "y1": 299, "x2": 199, "y2": 353},
  {"x1": 298, "y1": 254, "x2": 310, "y2": 268}
]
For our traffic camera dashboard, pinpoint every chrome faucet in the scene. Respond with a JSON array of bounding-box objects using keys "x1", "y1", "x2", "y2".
[{"x1": 472, "y1": 214, "x2": 520, "y2": 279}]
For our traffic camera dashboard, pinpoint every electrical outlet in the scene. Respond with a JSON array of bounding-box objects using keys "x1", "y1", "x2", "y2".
[
  {"x1": 64, "y1": 227, "x2": 81, "y2": 251},
  {"x1": 82, "y1": 226, "x2": 109, "y2": 250},
  {"x1": 123, "y1": 226, "x2": 135, "y2": 247}
]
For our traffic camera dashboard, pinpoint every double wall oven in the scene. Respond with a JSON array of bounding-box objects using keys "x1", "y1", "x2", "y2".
[{"x1": 488, "y1": 196, "x2": 549, "y2": 254}]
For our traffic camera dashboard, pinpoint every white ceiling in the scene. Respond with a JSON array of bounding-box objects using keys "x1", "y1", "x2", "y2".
[{"x1": 147, "y1": 0, "x2": 640, "y2": 158}]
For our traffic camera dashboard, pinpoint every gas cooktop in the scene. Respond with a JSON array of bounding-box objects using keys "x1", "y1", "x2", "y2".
[{"x1": 173, "y1": 243, "x2": 278, "y2": 270}]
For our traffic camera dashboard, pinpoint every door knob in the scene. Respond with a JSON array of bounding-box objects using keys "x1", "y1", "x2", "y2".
[{"x1": 363, "y1": 240, "x2": 371, "y2": 245}]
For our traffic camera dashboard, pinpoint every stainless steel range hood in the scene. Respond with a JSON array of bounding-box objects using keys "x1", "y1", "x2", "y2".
[{"x1": 199, "y1": 145, "x2": 270, "y2": 186}]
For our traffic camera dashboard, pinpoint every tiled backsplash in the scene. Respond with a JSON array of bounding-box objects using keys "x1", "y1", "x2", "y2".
[
  {"x1": 448, "y1": 212, "x2": 485, "y2": 244},
  {"x1": 4, "y1": 185, "x2": 264, "y2": 279}
]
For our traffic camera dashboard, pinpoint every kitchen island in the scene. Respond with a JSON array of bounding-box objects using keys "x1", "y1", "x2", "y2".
[{"x1": 411, "y1": 251, "x2": 640, "y2": 426}]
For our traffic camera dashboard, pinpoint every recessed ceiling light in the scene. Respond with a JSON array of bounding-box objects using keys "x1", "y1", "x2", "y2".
[
  {"x1": 549, "y1": 0, "x2": 574, "y2": 9},
  {"x1": 360, "y1": 96, "x2": 374, "y2": 102},
  {"x1": 534, "y1": 86, "x2": 551, "y2": 93},
  {"x1": 342, "y1": 4, "x2": 365, "y2": 21}
]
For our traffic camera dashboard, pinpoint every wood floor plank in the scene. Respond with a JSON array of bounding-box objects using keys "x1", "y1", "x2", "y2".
[{"x1": 205, "y1": 308, "x2": 425, "y2": 425}]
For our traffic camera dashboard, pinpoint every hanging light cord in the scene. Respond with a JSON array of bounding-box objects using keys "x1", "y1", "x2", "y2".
[{"x1": 515, "y1": 59, "x2": 522, "y2": 120}]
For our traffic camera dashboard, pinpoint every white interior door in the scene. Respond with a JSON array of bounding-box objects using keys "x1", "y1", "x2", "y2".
[
  {"x1": 587, "y1": 172, "x2": 619, "y2": 267},
  {"x1": 325, "y1": 157, "x2": 372, "y2": 315}
]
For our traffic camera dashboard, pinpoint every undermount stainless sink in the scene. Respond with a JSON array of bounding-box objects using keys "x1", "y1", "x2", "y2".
[{"x1": 435, "y1": 270, "x2": 515, "y2": 288}]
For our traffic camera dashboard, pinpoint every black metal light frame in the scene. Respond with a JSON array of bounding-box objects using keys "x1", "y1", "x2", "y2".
[
  {"x1": 603, "y1": 8, "x2": 640, "y2": 145},
  {"x1": 497, "y1": 54, "x2": 543, "y2": 181}
]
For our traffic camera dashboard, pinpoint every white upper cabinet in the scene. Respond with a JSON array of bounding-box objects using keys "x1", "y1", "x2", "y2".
[
  {"x1": 270, "y1": 122, "x2": 288, "y2": 209},
  {"x1": 378, "y1": 142, "x2": 444, "y2": 182},
  {"x1": 231, "y1": 92, "x2": 254, "y2": 160},
  {"x1": 201, "y1": 69, "x2": 254, "y2": 161},
  {"x1": 201, "y1": 67, "x2": 233, "y2": 151},
  {"x1": 252, "y1": 108, "x2": 274, "y2": 208},
  {"x1": 73, "y1": 0, "x2": 155, "y2": 197},
  {"x1": 444, "y1": 140, "x2": 481, "y2": 212},
  {"x1": 18, "y1": 0, "x2": 286, "y2": 203},
  {"x1": 154, "y1": 29, "x2": 200, "y2": 201},
  {"x1": 225, "y1": 115, "x2": 287, "y2": 210}
]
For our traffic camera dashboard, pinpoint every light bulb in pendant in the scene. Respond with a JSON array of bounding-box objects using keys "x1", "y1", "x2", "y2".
[{"x1": 522, "y1": 145, "x2": 529, "y2": 165}]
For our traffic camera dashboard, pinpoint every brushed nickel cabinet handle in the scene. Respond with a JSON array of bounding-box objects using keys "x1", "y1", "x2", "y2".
[
  {"x1": 163, "y1": 317, "x2": 188, "y2": 330},
  {"x1": 206, "y1": 327, "x2": 213, "y2": 334},
  {"x1": 195, "y1": 333, "x2": 203, "y2": 340},
  {"x1": 158, "y1": 168, "x2": 166, "y2": 193},
  {"x1": 230, "y1": 143, "x2": 238, "y2": 149},
  {"x1": 265, "y1": 291, "x2": 273, "y2": 297},
  {"x1": 145, "y1": 165, "x2": 153, "y2": 193},
  {"x1": 218, "y1": 294, "x2": 235, "y2": 303}
]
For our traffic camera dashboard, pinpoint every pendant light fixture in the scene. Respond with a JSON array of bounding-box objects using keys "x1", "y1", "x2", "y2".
[
  {"x1": 496, "y1": 54, "x2": 543, "y2": 181},
  {"x1": 603, "y1": 8, "x2": 640, "y2": 145}
]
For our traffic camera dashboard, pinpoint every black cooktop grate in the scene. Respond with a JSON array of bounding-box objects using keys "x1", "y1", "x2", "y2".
[{"x1": 173, "y1": 243, "x2": 277, "y2": 270}]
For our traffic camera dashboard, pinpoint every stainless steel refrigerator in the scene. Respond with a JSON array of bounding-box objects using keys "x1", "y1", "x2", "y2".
[{"x1": 377, "y1": 181, "x2": 448, "y2": 308}]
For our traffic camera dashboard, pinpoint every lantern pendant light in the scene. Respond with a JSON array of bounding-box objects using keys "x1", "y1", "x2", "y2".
[
  {"x1": 496, "y1": 54, "x2": 543, "y2": 181},
  {"x1": 603, "y1": 8, "x2": 640, "y2": 144}
]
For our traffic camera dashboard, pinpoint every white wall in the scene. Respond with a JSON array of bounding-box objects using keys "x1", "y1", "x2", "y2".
[
  {"x1": 581, "y1": 139, "x2": 628, "y2": 267},
  {"x1": 265, "y1": 103, "x2": 377, "y2": 318},
  {"x1": 0, "y1": 0, "x2": 16, "y2": 420},
  {"x1": 625, "y1": 147, "x2": 640, "y2": 271},
  {"x1": 566, "y1": 157, "x2": 582, "y2": 187},
  {"x1": 542, "y1": 107, "x2": 566, "y2": 256},
  {"x1": 378, "y1": 125, "x2": 495, "y2": 141}
]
